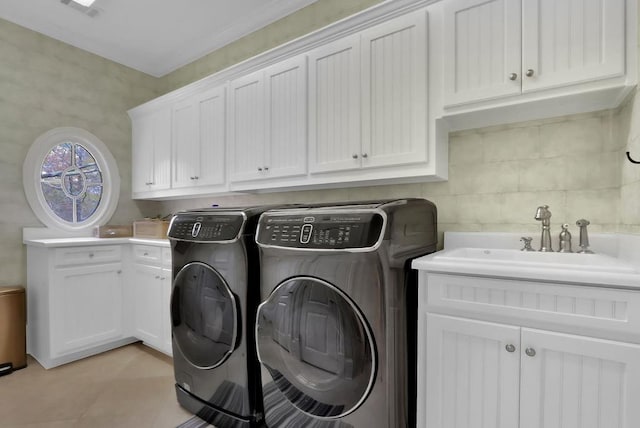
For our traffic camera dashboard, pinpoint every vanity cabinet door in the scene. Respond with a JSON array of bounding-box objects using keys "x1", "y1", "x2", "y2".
[
  {"x1": 131, "y1": 263, "x2": 164, "y2": 350},
  {"x1": 422, "y1": 313, "x2": 521, "y2": 428},
  {"x1": 520, "y1": 328, "x2": 640, "y2": 428},
  {"x1": 51, "y1": 263, "x2": 124, "y2": 356}
]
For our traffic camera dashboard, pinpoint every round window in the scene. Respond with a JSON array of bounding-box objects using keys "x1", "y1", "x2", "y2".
[{"x1": 23, "y1": 127, "x2": 120, "y2": 231}]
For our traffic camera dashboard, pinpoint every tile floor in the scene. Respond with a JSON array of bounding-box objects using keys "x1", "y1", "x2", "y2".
[{"x1": 0, "y1": 343, "x2": 193, "y2": 427}]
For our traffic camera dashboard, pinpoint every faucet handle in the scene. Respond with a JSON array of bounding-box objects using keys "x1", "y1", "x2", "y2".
[
  {"x1": 535, "y1": 205, "x2": 551, "y2": 221},
  {"x1": 520, "y1": 236, "x2": 534, "y2": 251}
]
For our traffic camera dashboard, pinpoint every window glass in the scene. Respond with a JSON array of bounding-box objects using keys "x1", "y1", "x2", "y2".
[{"x1": 23, "y1": 127, "x2": 120, "y2": 232}]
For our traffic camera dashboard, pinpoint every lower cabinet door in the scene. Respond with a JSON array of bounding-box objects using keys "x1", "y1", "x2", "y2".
[
  {"x1": 520, "y1": 328, "x2": 640, "y2": 428},
  {"x1": 422, "y1": 313, "x2": 521, "y2": 428},
  {"x1": 131, "y1": 264, "x2": 164, "y2": 349},
  {"x1": 51, "y1": 263, "x2": 124, "y2": 356}
]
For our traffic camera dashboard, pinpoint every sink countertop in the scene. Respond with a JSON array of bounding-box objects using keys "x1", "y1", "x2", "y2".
[
  {"x1": 24, "y1": 236, "x2": 170, "y2": 248},
  {"x1": 412, "y1": 232, "x2": 640, "y2": 289}
]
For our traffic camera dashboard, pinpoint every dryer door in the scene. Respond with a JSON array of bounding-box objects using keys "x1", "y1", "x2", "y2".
[
  {"x1": 256, "y1": 276, "x2": 376, "y2": 419},
  {"x1": 171, "y1": 261, "x2": 238, "y2": 369}
]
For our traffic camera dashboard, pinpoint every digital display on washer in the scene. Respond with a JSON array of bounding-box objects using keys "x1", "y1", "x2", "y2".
[
  {"x1": 257, "y1": 213, "x2": 384, "y2": 248},
  {"x1": 168, "y1": 214, "x2": 244, "y2": 241}
]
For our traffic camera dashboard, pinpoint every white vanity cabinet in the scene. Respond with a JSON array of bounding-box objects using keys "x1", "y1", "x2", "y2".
[
  {"x1": 26, "y1": 242, "x2": 133, "y2": 369},
  {"x1": 130, "y1": 244, "x2": 172, "y2": 356},
  {"x1": 228, "y1": 55, "x2": 307, "y2": 185},
  {"x1": 172, "y1": 86, "x2": 227, "y2": 191},
  {"x1": 417, "y1": 272, "x2": 640, "y2": 428},
  {"x1": 442, "y1": 0, "x2": 627, "y2": 107},
  {"x1": 308, "y1": 9, "x2": 428, "y2": 174},
  {"x1": 131, "y1": 107, "x2": 171, "y2": 196}
]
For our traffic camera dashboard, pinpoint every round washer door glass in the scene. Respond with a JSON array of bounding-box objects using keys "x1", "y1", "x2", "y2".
[
  {"x1": 256, "y1": 277, "x2": 376, "y2": 419},
  {"x1": 171, "y1": 262, "x2": 238, "y2": 369}
]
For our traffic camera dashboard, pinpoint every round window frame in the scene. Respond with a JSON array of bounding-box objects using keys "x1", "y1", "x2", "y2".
[{"x1": 23, "y1": 127, "x2": 120, "y2": 232}]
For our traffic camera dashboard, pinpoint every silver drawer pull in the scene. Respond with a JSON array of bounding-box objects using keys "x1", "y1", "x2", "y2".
[
  {"x1": 505, "y1": 344, "x2": 516, "y2": 353},
  {"x1": 525, "y1": 348, "x2": 536, "y2": 357}
]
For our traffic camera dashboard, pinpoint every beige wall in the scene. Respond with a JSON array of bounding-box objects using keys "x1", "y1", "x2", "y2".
[
  {"x1": 3, "y1": 0, "x2": 639, "y2": 286},
  {"x1": 157, "y1": 1, "x2": 640, "y2": 246},
  {"x1": 0, "y1": 18, "x2": 161, "y2": 286}
]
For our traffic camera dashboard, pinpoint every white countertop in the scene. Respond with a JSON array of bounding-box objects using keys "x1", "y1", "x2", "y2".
[{"x1": 24, "y1": 237, "x2": 170, "y2": 248}]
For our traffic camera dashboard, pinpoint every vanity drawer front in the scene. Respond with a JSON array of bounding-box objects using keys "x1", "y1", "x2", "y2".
[
  {"x1": 55, "y1": 245, "x2": 121, "y2": 266},
  {"x1": 132, "y1": 245, "x2": 162, "y2": 264},
  {"x1": 422, "y1": 273, "x2": 640, "y2": 341}
]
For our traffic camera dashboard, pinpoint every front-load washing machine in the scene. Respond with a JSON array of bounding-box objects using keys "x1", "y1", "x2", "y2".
[
  {"x1": 254, "y1": 199, "x2": 437, "y2": 427},
  {"x1": 168, "y1": 206, "x2": 277, "y2": 428}
]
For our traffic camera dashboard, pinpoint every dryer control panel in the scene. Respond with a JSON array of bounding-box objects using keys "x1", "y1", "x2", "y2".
[
  {"x1": 168, "y1": 213, "x2": 244, "y2": 242},
  {"x1": 257, "y1": 212, "x2": 384, "y2": 249}
]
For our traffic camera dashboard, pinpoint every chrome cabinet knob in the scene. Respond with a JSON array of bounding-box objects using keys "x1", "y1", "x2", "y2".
[
  {"x1": 509, "y1": 73, "x2": 518, "y2": 81},
  {"x1": 264, "y1": 166, "x2": 269, "y2": 171},
  {"x1": 505, "y1": 344, "x2": 516, "y2": 353},
  {"x1": 89, "y1": 253, "x2": 94, "y2": 258},
  {"x1": 525, "y1": 69, "x2": 535, "y2": 77},
  {"x1": 352, "y1": 154, "x2": 359, "y2": 159},
  {"x1": 258, "y1": 167, "x2": 263, "y2": 171},
  {"x1": 362, "y1": 153, "x2": 368, "y2": 158},
  {"x1": 525, "y1": 348, "x2": 536, "y2": 357}
]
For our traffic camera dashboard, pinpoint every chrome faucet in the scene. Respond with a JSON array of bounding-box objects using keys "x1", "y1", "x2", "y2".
[
  {"x1": 576, "y1": 219, "x2": 594, "y2": 254},
  {"x1": 534, "y1": 205, "x2": 553, "y2": 252}
]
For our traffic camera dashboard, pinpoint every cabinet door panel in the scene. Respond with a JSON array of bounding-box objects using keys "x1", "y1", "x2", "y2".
[
  {"x1": 172, "y1": 101, "x2": 198, "y2": 188},
  {"x1": 423, "y1": 313, "x2": 520, "y2": 428},
  {"x1": 443, "y1": 0, "x2": 521, "y2": 106},
  {"x1": 132, "y1": 264, "x2": 164, "y2": 348},
  {"x1": 265, "y1": 56, "x2": 308, "y2": 178},
  {"x1": 520, "y1": 328, "x2": 640, "y2": 428},
  {"x1": 132, "y1": 114, "x2": 154, "y2": 194},
  {"x1": 197, "y1": 87, "x2": 226, "y2": 186},
  {"x1": 361, "y1": 10, "x2": 428, "y2": 168},
  {"x1": 308, "y1": 35, "x2": 361, "y2": 173},
  {"x1": 229, "y1": 70, "x2": 265, "y2": 182},
  {"x1": 152, "y1": 108, "x2": 172, "y2": 191},
  {"x1": 522, "y1": 0, "x2": 625, "y2": 92},
  {"x1": 51, "y1": 264, "x2": 123, "y2": 356}
]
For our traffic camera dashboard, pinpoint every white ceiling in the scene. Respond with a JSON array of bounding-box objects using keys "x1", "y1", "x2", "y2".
[{"x1": 0, "y1": 0, "x2": 318, "y2": 77}]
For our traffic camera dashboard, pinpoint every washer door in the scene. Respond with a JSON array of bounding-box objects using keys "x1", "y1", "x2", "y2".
[
  {"x1": 171, "y1": 261, "x2": 238, "y2": 369},
  {"x1": 256, "y1": 277, "x2": 376, "y2": 419}
]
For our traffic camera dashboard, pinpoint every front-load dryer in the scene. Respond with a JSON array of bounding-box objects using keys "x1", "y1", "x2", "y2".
[
  {"x1": 168, "y1": 206, "x2": 276, "y2": 428},
  {"x1": 254, "y1": 199, "x2": 437, "y2": 427}
]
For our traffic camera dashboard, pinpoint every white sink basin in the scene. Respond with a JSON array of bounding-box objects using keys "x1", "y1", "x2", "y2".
[
  {"x1": 413, "y1": 246, "x2": 640, "y2": 288},
  {"x1": 436, "y1": 248, "x2": 637, "y2": 273}
]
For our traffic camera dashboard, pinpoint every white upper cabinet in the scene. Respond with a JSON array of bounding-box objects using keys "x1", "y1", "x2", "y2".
[
  {"x1": 131, "y1": 107, "x2": 171, "y2": 195},
  {"x1": 361, "y1": 10, "x2": 428, "y2": 168},
  {"x1": 443, "y1": 0, "x2": 522, "y2": 106},
  {"x1": 308, "y1": 35, "x2": 361, "y2": 173},
  {"x1": 443, "y1": 0, "x2": 630, "y2": 109},
  {"x1": 172, "y1": 86, "x2": 226, "y2": 189},
  {"x1": 229, "y1": 55, "x2": 307, "y2": 184},
  {"x1": 310, "y1": 9, "x2": 428, "y2": 174},
  {"x1": 521, "y1": 0, "x2": 625, "y2": 92}
]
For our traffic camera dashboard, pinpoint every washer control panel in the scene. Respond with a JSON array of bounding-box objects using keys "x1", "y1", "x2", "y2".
[
  {"x1": 168, "y1": 213, "x2": 244, "y2": 242},
  {"x1": 257, "y1": 212, "x2": 384, "y2": 249}
]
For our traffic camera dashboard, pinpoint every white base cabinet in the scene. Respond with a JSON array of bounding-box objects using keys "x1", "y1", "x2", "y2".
[
  {"x1": 26, "y1": 244, "x2": 134, "y2": 369},
  {"x1": 26, "y1": 239, "x2": 173, "y2": 369},
  {"x1": 130, "y1": 244, "x2": 172, "y2": 356},
  {"x1": 418, "y1": 273, "x2": 640, "y2": 428}
]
